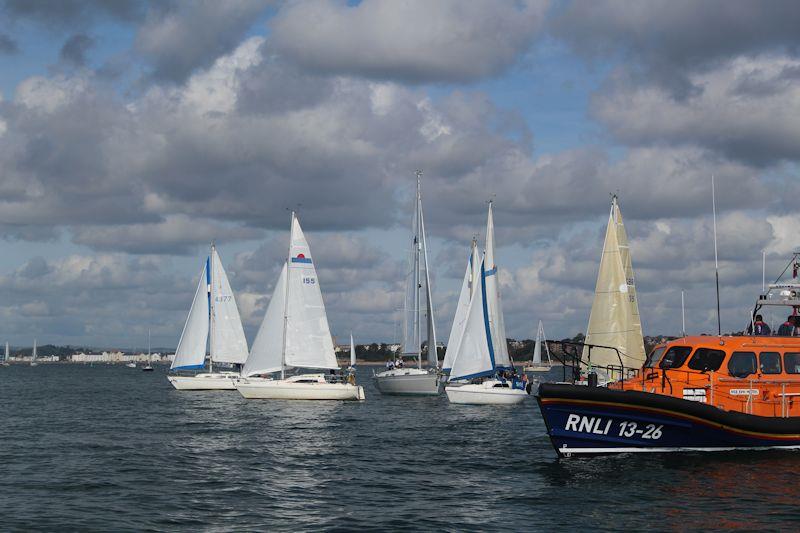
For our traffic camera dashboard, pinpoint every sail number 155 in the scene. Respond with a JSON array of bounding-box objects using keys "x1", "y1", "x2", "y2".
[{"x1": 302, "y1": 277, "x2": 316, "y2": 285}]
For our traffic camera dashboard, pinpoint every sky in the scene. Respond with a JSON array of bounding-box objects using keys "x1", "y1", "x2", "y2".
[{"x1": 1, "y1": 0, "x2": 799, "y2": 350}]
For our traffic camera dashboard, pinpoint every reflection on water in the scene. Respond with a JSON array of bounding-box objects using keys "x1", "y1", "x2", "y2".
[{"x1": 2, "y1": 364, "x2": 799, "y2": 530}]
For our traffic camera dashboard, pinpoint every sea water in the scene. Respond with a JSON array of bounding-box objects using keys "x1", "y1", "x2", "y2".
[{"x1": 2, "y1": 364, "x2": 799, "y2": 531}]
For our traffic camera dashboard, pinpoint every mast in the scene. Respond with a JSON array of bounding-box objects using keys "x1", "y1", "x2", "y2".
[
  {"x1": 280, "y1": 213, "x2": 294, "y2": 380},
  {"x1": 712, "y1": 175, "x2": 721, "y2": 336},
  {"x1": 148, "y1": 328, "x2": 151, "y2": 364},
  {"x1": 414, "y1": 171, "x2": 422, "y2": 369},
  {"x1": 208, "y1": 242, "x2": 215, "y2": 373},
  {"x1": 681, "y1": 290, "x2": 686, "y2": 337}
]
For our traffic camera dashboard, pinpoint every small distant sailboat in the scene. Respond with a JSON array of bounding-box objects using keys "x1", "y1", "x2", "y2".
[
  {"x1": 167, "y1": 244, "x2": 249, "y2": 390},
  {"x1": 374, "y1": 172, "x2": 440, "y2": 395},
  {"x1": 582, "y1": 195, "x2": 645, "y2": 380},
  {"x1": 524, "y1": 320, "x2": 553, "y2": 372},
  {"x1": 348, "y1": 332, "x2": 356, "y2": 372},
  {"x1": 235, "y1": 212, "x2": 365, "y2": 401},
  {"x1": 2, "y1": 342, "x2": 9, "y2": 366},
  {"x1": 141, "y1": 329, "x2": 154, "y2": 372},
  {"x1": 444, "y1": 202, "x2": 527, "y2": 405},
  {"x1": 30, "y1": 339, "x2": 38, "y2": 366}
]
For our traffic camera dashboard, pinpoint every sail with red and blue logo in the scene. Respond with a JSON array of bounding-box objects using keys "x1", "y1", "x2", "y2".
[
  {"x1": 289, "y1": 214, "x2": 313, "y2": 266},
  {"x1": 291, "y1": 252, "x2": 312, "y2": 264}
]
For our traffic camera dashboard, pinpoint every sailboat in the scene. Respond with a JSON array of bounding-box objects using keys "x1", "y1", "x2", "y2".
[
  {"x1": 141, "y1": 329, "x2": 154, "y2": 372},
  {"x1": 348, "y1": 333, "x2": 356, "y2": 372},
  {"x1": 524, "y1": 320, "x2": 552, "y2": 372},
  {"x1": 444, "y1": 202, "x2": 527, "y2": 405},
  {"x1": 235, "y1": 212, "x2": 366, "y2": 401},
  {"x1": 2, "y1": 342, "x2": 9, "y2": 366},
  {"x1": 167, "y1": 243, "x2": 249, "y2": 390},
  {"x1": 30, "y1": 339, "x2": 38, "y2": 366},
  {"x1": 374, "y1": 172, "x2": 440, "y2": 395},
  {"x1": 582, "y1": 195, "x2": 645, "y2": 380}
]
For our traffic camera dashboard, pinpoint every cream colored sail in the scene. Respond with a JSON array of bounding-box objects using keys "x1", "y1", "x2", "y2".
[{"x1": 583, "y1": 196, "x2": 645, "y2": 371}]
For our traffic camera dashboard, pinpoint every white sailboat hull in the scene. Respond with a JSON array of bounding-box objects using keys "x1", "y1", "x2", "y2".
[
  {"x1": 523, "y1": 365, "x2": 553, "y2": 373},
  {"x1": 168, "y1": 372, "x2": 239, "y2": 390},
  {"x1": 373, "y1": 368, "x2": 440, "y2": 395},
  {"x1": 445, "y1": 380, "x2": 528, "y2": 405},
  {"x1": 235, "y1": 374, "x2": 365, "y2": 401}
]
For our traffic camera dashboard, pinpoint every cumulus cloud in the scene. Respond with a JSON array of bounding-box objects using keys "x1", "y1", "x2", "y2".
[
  {"x1": 1, "y1": 0, "x2": 144, "y2": 28},
  {"x1": 59, "y1": 33, "x2": 94, "y2": 66},
  {"x1": 135, "y1": 0, "x2": 272, "y2": 82},
  {"x1": 591, "y1": 56, "x2": 800, "y2": 166},
  {"x1": 0, "y1": 33, "x2": 18, "y2": 54},
  {"x1": 553, "y1": 0, "x2": 800, "y2": 95},
  {"x1": 270, "y1": 0, "x2": 549, "y2": 83}
]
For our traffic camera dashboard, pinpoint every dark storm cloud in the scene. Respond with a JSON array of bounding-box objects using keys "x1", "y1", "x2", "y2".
[
  {"x1": 135, "y1": 0, "x2": 272, "y2": 83},
  {"x1": 59, "y1": 34, "x2": 94, "y2": 66},
  {"x1": 270, "y1": 0, "x2": 549, "y2": 83},
  {"x1": 0, "y1": 33, "x2": 18, "y2": 54},
  {"x1": 553, "y1": 0, "x2": 800, "y2": 96}
]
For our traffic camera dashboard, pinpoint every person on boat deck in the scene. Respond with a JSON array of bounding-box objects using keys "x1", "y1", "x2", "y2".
[
  {"x1": 386, "y1": 360, "x2": 394, "y2": 370},
  {"x1": 395, "y1": 358, "x2": 404, "y2": 368},
  {"x1": 749, "y1": 314, "x2": 771, "y2": 336},
  {"x1": 778, "y1": 316, "x2": 797, "y2": 337}
]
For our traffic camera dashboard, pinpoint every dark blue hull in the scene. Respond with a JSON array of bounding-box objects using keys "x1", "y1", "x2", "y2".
[{"x1": 536, "y1": 383, "x2": 800, "y2": 457}]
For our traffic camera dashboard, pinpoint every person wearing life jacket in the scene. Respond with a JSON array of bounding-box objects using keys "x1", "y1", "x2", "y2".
[
  {"x1": 749, "y1": 314, "x2": 771, "y2": 336},
  {"x1": 778, "y1": 315, "x2": 797, "y2": 337}
]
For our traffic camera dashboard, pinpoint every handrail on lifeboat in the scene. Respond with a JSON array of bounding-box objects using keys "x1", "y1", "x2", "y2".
[{"x1": 545, "y1": 340, "x2": 639, "y2": 387}]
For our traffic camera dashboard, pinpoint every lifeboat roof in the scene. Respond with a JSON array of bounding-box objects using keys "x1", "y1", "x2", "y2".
[{"x1": 664, "y1": 335, "x2": 800, "y2": 350}]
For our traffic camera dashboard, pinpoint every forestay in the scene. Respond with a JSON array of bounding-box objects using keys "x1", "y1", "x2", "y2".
[
  {"x1": 284, "y1": 215, "x2": 339, "y2": 370},
  {"x1": 172, "y1": 260, "x2": 210, "y2": 370},
  {"x1": 209, "y1": 249, "x2": 249, "y2": 364},
  {"x1": 242, "y1": 263, "x2": 287, "y2": 377},
  {"x1": 448, "y1": 259, "x2": 495, "y2": 380}
]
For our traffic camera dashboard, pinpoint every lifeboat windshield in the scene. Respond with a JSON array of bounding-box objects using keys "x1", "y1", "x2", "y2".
[
  {"x1": 644, "y1": 346, "x2": 665, "y2": 368},
  {"x1": 659, "y1": 346, "x2": 692, "y2": 369},
  {"x1": 727, "y1": 351, "x2": 757, "y2": 378},
  {"x1": 686, "y1": 347, "x2": 725, "y2": 372}
]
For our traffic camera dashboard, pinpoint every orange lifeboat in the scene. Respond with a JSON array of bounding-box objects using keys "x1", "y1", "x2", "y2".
[{"x1": 537, "y1": 254, "x2": 800, "y2": 457}]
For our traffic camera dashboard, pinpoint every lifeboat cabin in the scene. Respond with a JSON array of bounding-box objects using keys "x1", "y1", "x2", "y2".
[{"x1": 537, "y1": 255, "x2": 800, "y2": 457}]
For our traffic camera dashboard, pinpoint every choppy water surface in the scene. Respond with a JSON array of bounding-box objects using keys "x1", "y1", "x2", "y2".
[{"x1": 3, "y1": 364, "x2": 800, "y2": 531}]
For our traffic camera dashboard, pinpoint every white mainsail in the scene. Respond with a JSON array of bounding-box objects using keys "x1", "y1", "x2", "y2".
[
  {"x1": 4, "y1": 342, "x2": 8, "y2": 362},
  {"x1": 32, "y1": 339, "x2": 37, "y2": 361},
  {"x1": 243, "y1": 263, "x2": 287, "y2": 377},
  {"x1": 284, "y1": 214, "x2": 339, "y2": 371},
  {"x1": 172, "y1": 259, "x2": 210, "y2": 370},
  {"x1": 484, "y1": 202, "x2": 511, "y2": 369},
  {"x1": 532, "y1": 320, "x2": 551, "y2": 366},
  {"x1": 583, "y1": 196, "x2": 645, "y2": 370},
  {"x1": 418, "y1": 191, "x2": 438, "y2": 367},
  {"x1": 443, "y1": 239, "x2": 479, "y2": 372},
  {"x1": 448, "y1": 258, "x2": 496, "y2": 380},
  {"x1": 400, "y1": 173, "x2": 438, "y2": 367},
  {"x1": 209, "y1": 248, "x2": 249, "y2": 365}
]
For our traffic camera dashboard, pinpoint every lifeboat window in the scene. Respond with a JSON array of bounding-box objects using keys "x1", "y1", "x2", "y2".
[
  {"x1": 759, "y1": 352, "x2": 782, "y2": 374},
  {"x1": 784, "y1": 353, "x2": 800, "y2": 374},
  {"x1": 727, "y1": 351, "x2": 757, "y2": 378},
  {"x1": 687, "y1": 348, "x2": 725, "y2": 372},
  {"x1": 659, "y1": 346, "x2": 692, "y2": 369},
  {"x1": 644, "y1": 346, "x2": 666, "y2": 368}
]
